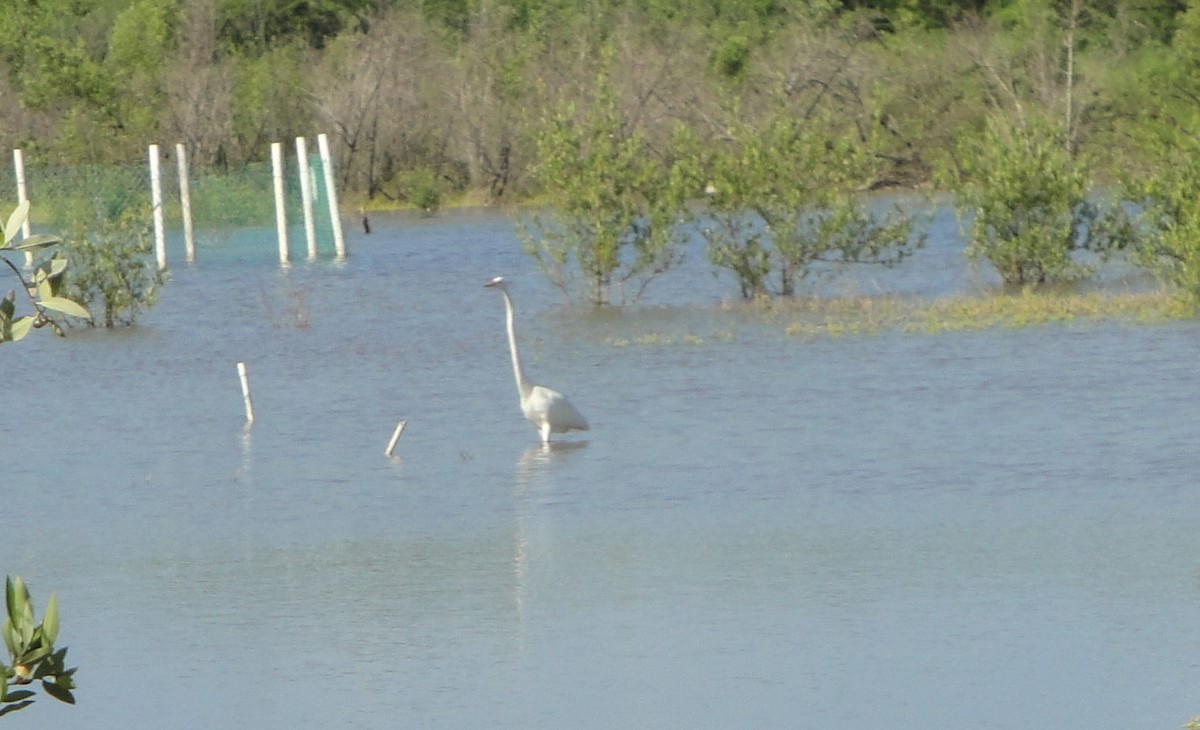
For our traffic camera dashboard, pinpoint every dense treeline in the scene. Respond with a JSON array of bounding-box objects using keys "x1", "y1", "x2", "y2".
[{"x1": 1, "y1": 0, "x2": 1198, "y2": 209}]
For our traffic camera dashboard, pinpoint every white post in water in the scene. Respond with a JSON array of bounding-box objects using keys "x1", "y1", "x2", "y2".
[
  {"x1": 295, "y1": 136, "x2": 318, "y2": 260},
  {"x1": 176, "y1": 143, "x2": 195, "y2": 263},
  {"x1": 385, "y1": 420, "x2": 407, "y2": 457},
  {"x1": 149, "y1": 144, "x2": 166, "y2": 270},
  {"x1": 237, "y1": 362, "x2": 255, "y2": 424},
  {"x1": 12, "y1": 149, "x2": 32, "y2": 266},
  {"x1": 271, "y1": 141, "x2": 289, "y2": 264},
  {"x1": 317, "y1": 133, "x2": 346, "y2": 258}
]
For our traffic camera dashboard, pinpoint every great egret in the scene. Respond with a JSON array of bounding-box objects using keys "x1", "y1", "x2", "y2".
[{"x1": 484, "y1": 276, "x2": 589, "y2": 443}]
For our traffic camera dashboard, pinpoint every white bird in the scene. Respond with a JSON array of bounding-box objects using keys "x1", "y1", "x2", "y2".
[{"x1": 484, "y1": 276, "x2": 589, "y2": 443}]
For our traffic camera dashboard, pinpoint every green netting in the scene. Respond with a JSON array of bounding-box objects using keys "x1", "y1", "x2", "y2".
[{"x1": 0, "y1": 148, "x2": 341, "y2": 257}]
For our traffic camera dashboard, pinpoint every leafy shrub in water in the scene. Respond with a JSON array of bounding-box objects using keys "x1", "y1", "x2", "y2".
[
  {"x1": 703, "y1": 108, "x2": 923, "y2": 299},
  {"x1": 519, "y1": 62, "x2": 699, "y2": 306},
  {"x1": 1121, "y1": 124, "x2": 1200, "y2": 305},
  {"x1": 944, "y1": 116, "x2": 1133, "y2": 286},
  {"x1": 61, "y1": 203, "x2": 165, "y2": 328}
]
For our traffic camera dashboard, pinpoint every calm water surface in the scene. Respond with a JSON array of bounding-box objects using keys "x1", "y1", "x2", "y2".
[{"x1": 5, "y1": 209, "x2": 1200, "y2": 729}]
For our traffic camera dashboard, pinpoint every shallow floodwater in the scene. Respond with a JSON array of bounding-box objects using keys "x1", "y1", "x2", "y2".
[{"x1": 6, "y1": 208, "x2": 1200, "y2": 729}]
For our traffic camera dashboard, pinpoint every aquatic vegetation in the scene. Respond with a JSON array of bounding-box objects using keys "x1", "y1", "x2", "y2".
[
  {"x1": 912, "y1": 290, "x2": 1189, "y2": 333},
  {"x1": 604, "y1": 289, "x2": 1191, "y2": 347},
  {"x1": 752, "y1": 289, "x2": 1187, "y2": 341},
  {"x1": 608, "y1": 332, "x2": 710, "y2": 347}
]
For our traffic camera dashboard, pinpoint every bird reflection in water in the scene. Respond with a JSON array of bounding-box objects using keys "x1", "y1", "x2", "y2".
[
  {"x1": 511, "y1": 438, "x2": 588, "y2": 652},
  {"x1": 515, "y1": 439, "x2": 589, "y2": 489}
]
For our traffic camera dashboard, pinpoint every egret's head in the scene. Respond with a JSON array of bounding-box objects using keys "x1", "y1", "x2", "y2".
[{"x1": 484, "y1": 276, "x2": 506, "y2": 289}]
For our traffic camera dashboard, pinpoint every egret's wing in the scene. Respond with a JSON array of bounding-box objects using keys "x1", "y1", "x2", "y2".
[{"x1": 530, "y1": 385, "x2": 589, "y2": 431}]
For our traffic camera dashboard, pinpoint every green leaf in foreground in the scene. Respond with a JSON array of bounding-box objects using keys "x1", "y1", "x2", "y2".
[
  {"x1": 40, "y1": 596, "x2": 58, "y2": 647},
  {"x1": 10, "y1": 234, "x2": 63, "y2": 252},
  {"x1": 37, "y1": 297, "x2": 91, "y2": 320},
  {"x1": 2, "y1": 201, "x2": 29, "y2": 245}
]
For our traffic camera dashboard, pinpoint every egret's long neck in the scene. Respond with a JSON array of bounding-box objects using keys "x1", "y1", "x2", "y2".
[{"x1": 500, "y1": 289, "x2": 532, "y2": 399}]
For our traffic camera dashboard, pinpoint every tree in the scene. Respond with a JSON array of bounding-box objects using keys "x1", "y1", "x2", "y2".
[
  {"x1": 518, "y1": 67, "x2": 700, "y2": 305},
  {"x1": 703, "y1": 108, "x2": 923, "y2": 298},
  {"x1": 216, "y1": 0, "x2": 373, "y2": 52},
  {"x1": 0, "y1": 203, "x2": 91, "y2": 342},
  {"x1": 310, "y1": 6, "x2": 457, "y2": 207},
  {"x1": 1, "y1": 576, "x2": 76, "y2": 717},
  {"x1": 448, "y1": 0, "x2": 532, "y2": 203},
  {"x1": 944, "y1": 115, "x2": 1130, "y2": 286}
]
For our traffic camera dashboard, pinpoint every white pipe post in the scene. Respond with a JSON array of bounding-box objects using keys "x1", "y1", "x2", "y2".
[
  {"x1": 317, "y1": 133, "x2": 346, "y2": 258},
  {"x1": 295, "y1": 136, "x2": 318, "y2": 260},
  {"x1": 271, "y1": 142, "x2": 288, "y2": 264},
  {"x1": 237, "y1": 362, "x2": 254, "y2": 423},
  {"x1": 13, "y1": 149, "x2": 31, "y2": 266},
  {"x1": 385, "y1": 420, "x2": 407, "y2": 457},
  {"x1": 149, "y1": 144, "x2": 167, "y2": 270},
  {"x1": 176, "y1": 143, "x2": 195, "y2": 263}
]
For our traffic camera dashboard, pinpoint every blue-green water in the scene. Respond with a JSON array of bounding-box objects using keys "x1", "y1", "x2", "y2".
[{"x1": 5, "y1": 209, "x2": 1200, "y2": 728}]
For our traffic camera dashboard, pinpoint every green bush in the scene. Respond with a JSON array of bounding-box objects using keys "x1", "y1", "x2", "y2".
[
  {"x1": 945, "y1": 116, "x2": 1132, "y2": 286},
  {"x1": 1122, "y1": 124, "x2": 1200, "y2": 304},
  {"x1": 60, "y1": 203, "x2": 165, "y2": 328},
  {"x1": 519, "y1": 64, "x2": 699, "y2": 305},
  {"x1": 397, "y1": 166, "x2": 443, "y2": 214},
  {"x1": 703, "y1": 108, "x2": 923, "y2": 298}
]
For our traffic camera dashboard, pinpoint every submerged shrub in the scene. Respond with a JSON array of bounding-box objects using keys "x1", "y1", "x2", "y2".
[
  {"x1": 61, "y1": 203, "x2": 165, "y2": 328},
  {"x1": 945, "y1": 116, "x2": 1133, "y2": 286},
  {"x1": 1122, "y1": 124, "x2": 1200, "y2": 306},
  {"x1": 703, "y1": 109, "x2": 924, "y2": 299}
]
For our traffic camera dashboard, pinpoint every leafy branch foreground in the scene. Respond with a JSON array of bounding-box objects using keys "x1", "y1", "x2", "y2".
[
  {"x1": 0, "y1": 203, "x2": 91, "y2": 341},
  {"x1": 607, "y1": 290, "x2": 1191, "y2": 346},
  {"x1": 2, "y1": 576, "x2": 76, "y2": 717}
]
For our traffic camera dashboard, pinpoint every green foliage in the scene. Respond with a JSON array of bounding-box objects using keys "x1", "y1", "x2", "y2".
[
  {"x1": 107, "y1": 0, "x2": 174, "y2": 76},
  {"x1": 519, "y1": 68, "x2": 700, "y2": 305},
  {"x1": 1121, "y1": 120, "x2": 1200, "y2": 304},
  {"x1": 60, "y1": 203, "x2": 165, "y2": 328},
  {"x1": 0, "y1": 0, "x2": 1190, "y2": 188},
  {"x1": 420, "y1": 0, "x2": 471, "y2": 37},
  {"x1": 217, "y1": 0, "x2": 371, "y2": 51},
  {"x1": 704, "y1": 109, "x2": 923, "y2": 298},
  {"x1": 712, "y1": 33, "x2": 753, "y2": 79},
  {"x1": 396, "y1": 167, "x2": 444, "y2": 214},
  {"x1": 1, "y1": 576, "x2": 76, "y2": 717},
  {"x1": 943, "y1": 116, "x2": 1132, "y2": 286},
  {"x1": 232, "y1": 45, "x2": 313, "y2": 152},
  {"x1": 0, "y1": 0, "x2": 1195, "y2": 227},
  {"x1": 0, "y1": 203, "x2": 92, "y2": 343}
]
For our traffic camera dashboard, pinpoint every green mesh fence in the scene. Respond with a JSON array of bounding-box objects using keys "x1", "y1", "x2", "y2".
[{"x1": 0, "y1": 148, "x2": 340, "y2": 258}]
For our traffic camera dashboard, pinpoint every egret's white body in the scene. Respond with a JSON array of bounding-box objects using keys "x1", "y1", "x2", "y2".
[{"x1": 485, "y1": 276, "x2": 589, "y2": 443}]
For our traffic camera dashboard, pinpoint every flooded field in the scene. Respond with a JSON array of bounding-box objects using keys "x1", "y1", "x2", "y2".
[{"x1": 5, "y1": 209, "x2": 1200, "y2": 729}]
